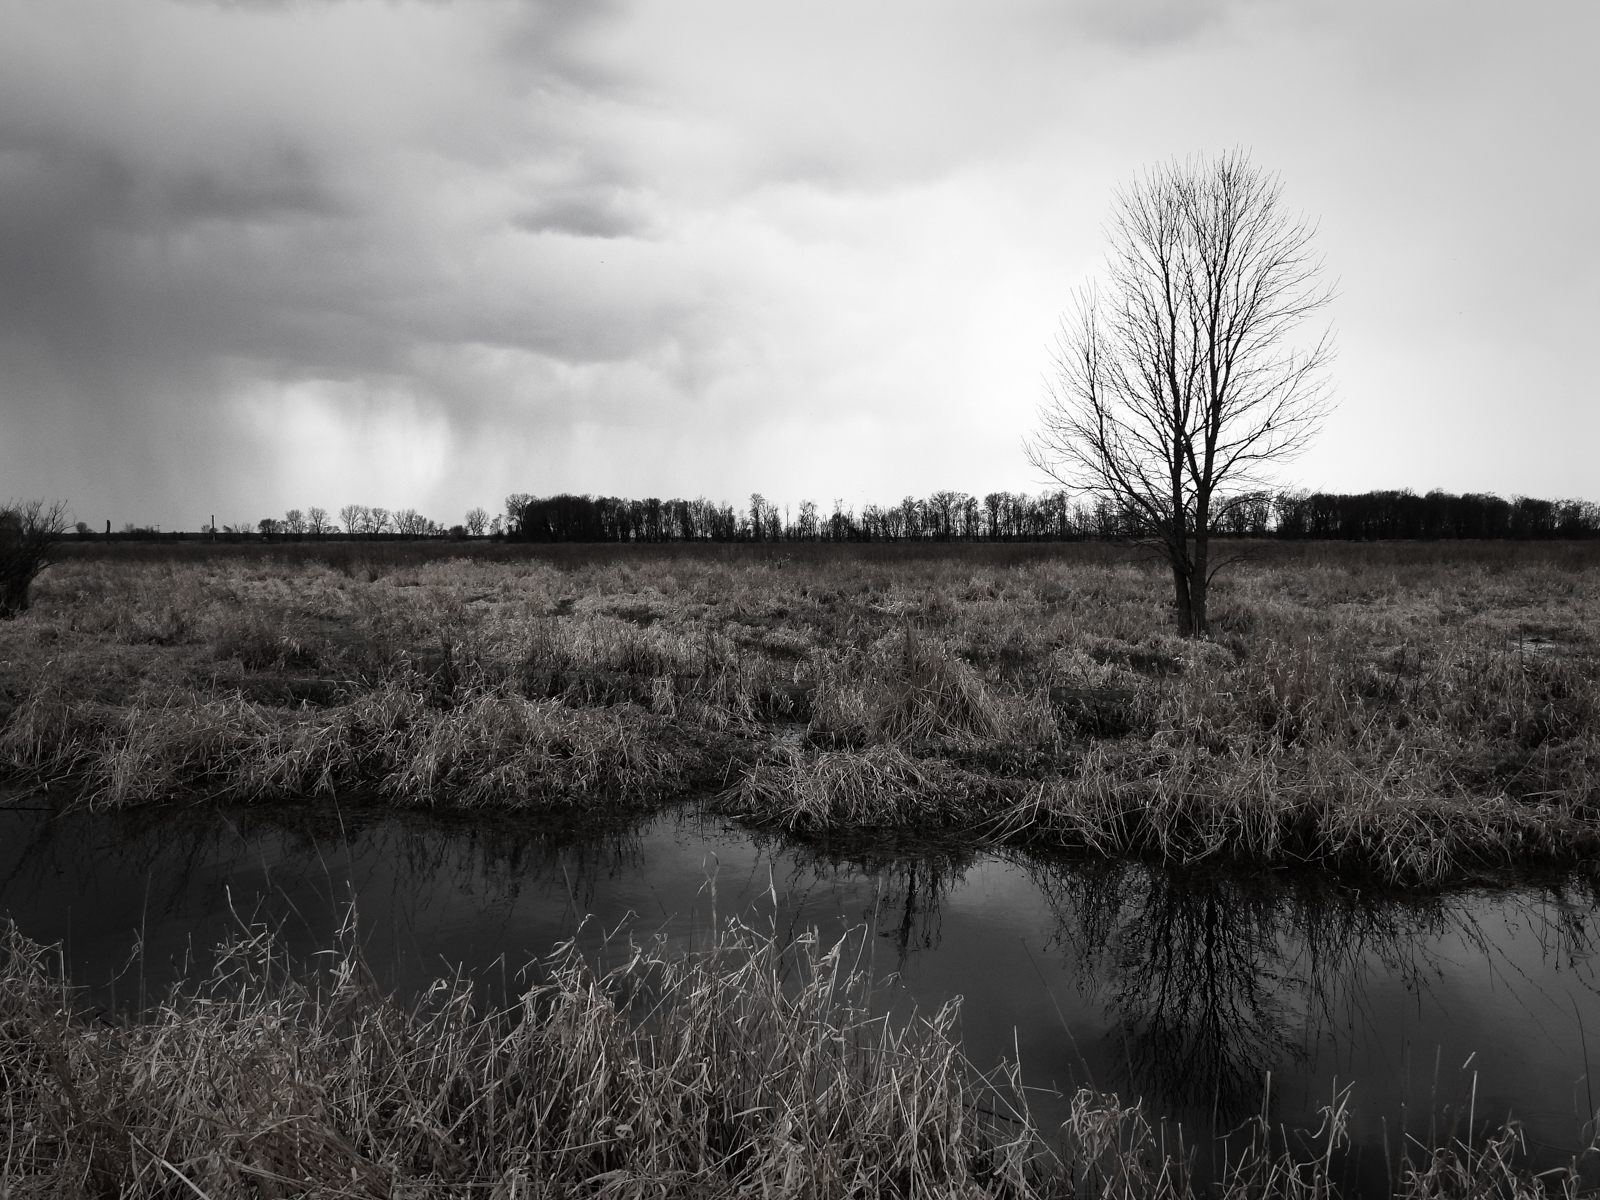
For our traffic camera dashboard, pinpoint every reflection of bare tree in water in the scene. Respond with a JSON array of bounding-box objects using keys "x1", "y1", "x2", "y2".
[
  {"x1": 1111, "y1": 872, "x2": 1292, "y2": 1117},
  {"x1": 1036, "y1": 863, "x2": 1303, "y2": 1115},
  {"x1": 759, "y1": 833, "x2": 978, "y2": 966},
  {"x1": 732, "y1": 834, "x2": 1600, "y2": 1130},
  {"x1": 886, "y1": 856, "x2": 944, "y2": 958},
  {"x1": 1025, "y1": 860, "x2": 1524, "y2": 1123}
]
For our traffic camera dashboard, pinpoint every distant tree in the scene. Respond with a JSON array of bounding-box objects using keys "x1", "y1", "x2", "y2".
[
  {"x1": 284, "y1": 509, "x2": 306, "y2": 535},
  {"x1": 0, "y1": 499, "x2": 68, "y2": 617},
  {"x1": 307, "y1": 506, "x2": 330, "y2": 537},
  {"x1": 367, "y1": 507, "x2": 391, "y2": 536},
  {"x1": 828, "y1": 500, "x2": 854, "y2": 541},
  {"x1": 1217, "y1": 491, "x2": 1273, "y2": 537},
  {"x1": 882, "y1": 504, "x2": 905, "y2": 540},
  {"x1": 641, "y1": 498, "x2": 665, "y2": 542},
  {"x1": 489, "y1": 515, "x2": 503, "y2": 537},
  {"x1": 339, "y1": 504, "x2": 363, "y2": 535},
  {"x1": 794, "y1": 500, "x2": 819, "y2": 540},
  {"x1": 393, "y1": 508, "x2": 428, "y2": 537},
  {"x1": 1029, "y1": 151, "x2": 1334, "y2": 635},
  {"x1": 464, "y1": 507, "x2": 489, "y2": 537},
  {"x1": 928, "y1": 491, "x2": 965, "y2": 540},
  {"x1": 982, "y1": 493, "x2": 1003, "y2": 540},
  {"x1": 258, "y1": 517, "x2": 281, "y2": 537},
  {"x1": 895, "y1": 496, "x2": 918, "y2": 539},
  {"x1": 504, "y1": 494, "x2": 533, "y2": 538},
  {"x1": 960, "y1": 495, "x2": 980, "y2": 539}
]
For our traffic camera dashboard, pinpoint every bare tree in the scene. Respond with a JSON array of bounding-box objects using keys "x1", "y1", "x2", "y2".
[
  {"x1": 503, "y1": 494, "x2": 533, "y2": 538},
  {"x1": 0, "y1": 500, "x2": 68, "y2": 617},
  {"x1": 898, "y1": 496, "x2": 921, "y2": 539},
  {"x1": 464, "y1": 507, "x2": 488, "y2": 537},
  {"x1": 795, "y1": 500, "x2": 819, "y2": 540},
  {"x1": 748, "y1": 494, "x2": 770, "y2": 541},
  {"x1": 307, "y1": 506, "x2": 330, "y2": 537},
  {"x1": 1029, "y1": 151, "x2": 1333, "y2": 636},
  {"x1": 283, "y1": 508, "x2": 306, "y2": 535},
  {"x1": 339, "y1": 504, "x2": 364, "y2": 535},
  {"x1": 393, "y1": 508, "x2": 428, "y2": 537}
]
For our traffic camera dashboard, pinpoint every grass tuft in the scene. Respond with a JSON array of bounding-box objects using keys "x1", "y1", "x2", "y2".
[{"x1": 728, "y1": 743, "x2": 989, "y2": 832}]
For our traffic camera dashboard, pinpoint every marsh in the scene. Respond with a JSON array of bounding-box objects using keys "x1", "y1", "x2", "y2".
[{"x1": 2, "y1": 540, "x2": 1598, "y2": 1197}]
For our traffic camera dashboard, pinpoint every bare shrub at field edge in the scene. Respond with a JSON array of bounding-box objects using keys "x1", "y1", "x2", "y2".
[
  {"x1": 0, "y1": 498, "x2": 67, "y2": 618},
  {"x1": 2, "y1": 918, "x2": 1588, "y2": 1200}
]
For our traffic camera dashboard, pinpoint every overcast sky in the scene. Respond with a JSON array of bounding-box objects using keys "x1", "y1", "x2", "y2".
[{"x1": 1, "y1": 0, "x2": 1594, "y2": 530}]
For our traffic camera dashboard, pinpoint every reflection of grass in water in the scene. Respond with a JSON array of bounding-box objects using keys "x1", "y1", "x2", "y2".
[{"x1": 3, "y1": 912, "x2": 1587, "y2": 1199}]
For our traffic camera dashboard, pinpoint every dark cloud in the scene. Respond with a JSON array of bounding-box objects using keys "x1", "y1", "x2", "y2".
[
  {"x1": 1069, "y1": 0, "x2": 1233, "y2": 47},
  {"x1": 512, "y1": 188, "x2": 651, "y2": 239}
]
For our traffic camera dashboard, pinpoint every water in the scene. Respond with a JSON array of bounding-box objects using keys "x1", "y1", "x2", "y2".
[{"x1": 4, "y1": 798, "x2": 1600, "y2": 1187}]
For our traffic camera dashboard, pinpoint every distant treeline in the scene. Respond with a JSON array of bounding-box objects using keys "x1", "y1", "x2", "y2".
[
  {"x1": 1272, "y1": 491, "x2": 1598, "y2": 540},
  {"x1": 82, "y1": 488, "x2": 1599, "y2": 544},
  {"x1": 505, "y1": 489, "x2": 1600, "y2": 543}
]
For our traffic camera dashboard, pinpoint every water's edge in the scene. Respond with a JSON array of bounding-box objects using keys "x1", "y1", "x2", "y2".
[{"x1": 5, "y1": 798, "x2": 1600, "y2": 1188}]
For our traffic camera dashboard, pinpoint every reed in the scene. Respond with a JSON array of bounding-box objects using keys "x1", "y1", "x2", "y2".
[
  {"x1": 1, "y1": 918, "x2": 1587, "y2": 1199},
  {"x1": 0, "y1": 915, "x2": 1048, "y2": 1198}
]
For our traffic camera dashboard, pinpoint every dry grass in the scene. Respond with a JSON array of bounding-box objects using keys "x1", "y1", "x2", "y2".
[
  {"x1": 0, "y1": 682, "x2": 679, "y2": 809},
  {"x1": 1, "y1": 915, "x2": 1590, "y2": 1200},
  {"x1": 0, "y1": 915, "x2": 1050, "y2": 1198},
  {"x1": 2, "y1": 542, "x2": 1597, "y2": 882},
  {"x1": 730, "y1": 743, "x2": 992, "y2": 832}
]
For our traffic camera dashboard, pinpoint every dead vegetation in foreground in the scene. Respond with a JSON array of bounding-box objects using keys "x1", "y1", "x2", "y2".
[
  {"x1": 1, "y1": 543, "x2": 1596, "y2": 883},
  {"x1": 2, "y1": 915, "x2": 1593, "y2": 1200}
]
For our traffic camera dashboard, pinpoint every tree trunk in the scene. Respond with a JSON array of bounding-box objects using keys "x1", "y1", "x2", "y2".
[
  {"x1": 0, "y1": 576, "x2": 31, "y2": 619},
  {"x1": 1171, "y1": 563, "x2": 1195, "y2": 636},
  {"x1": 1189, "y1": 534, "x2": 1210, "y2": 637}
]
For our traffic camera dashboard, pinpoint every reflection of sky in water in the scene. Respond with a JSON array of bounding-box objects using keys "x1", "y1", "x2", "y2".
[{"x1": 4, "y1": 801, "x2": 1600, "y2": 1183}]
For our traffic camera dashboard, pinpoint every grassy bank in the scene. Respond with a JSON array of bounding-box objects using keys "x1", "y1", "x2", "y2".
[
  {"x1": 1, "y1": 916, "x2": 1587, "y2": 1199},
  {"x1": 2, "y1": 542, "x2": 1596, "y2": 882}
]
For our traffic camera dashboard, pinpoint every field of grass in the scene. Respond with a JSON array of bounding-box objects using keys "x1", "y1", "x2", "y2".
[
  {"x1": 1, "y1": 914, "x2": 1582, "y2": 1199},
  {"x1": 1, "y1": 540, "x2": 1596, "y2": 884}
]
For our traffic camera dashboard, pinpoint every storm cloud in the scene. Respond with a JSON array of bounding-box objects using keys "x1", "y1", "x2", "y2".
[{"x1": 0, "y1": 0, "x2": 1594, "y2": 527}]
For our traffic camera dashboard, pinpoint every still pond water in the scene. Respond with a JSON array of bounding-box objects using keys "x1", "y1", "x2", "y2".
[{"x1": 5, "y1": 799, "x2": 1600, "y2": 1183}]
